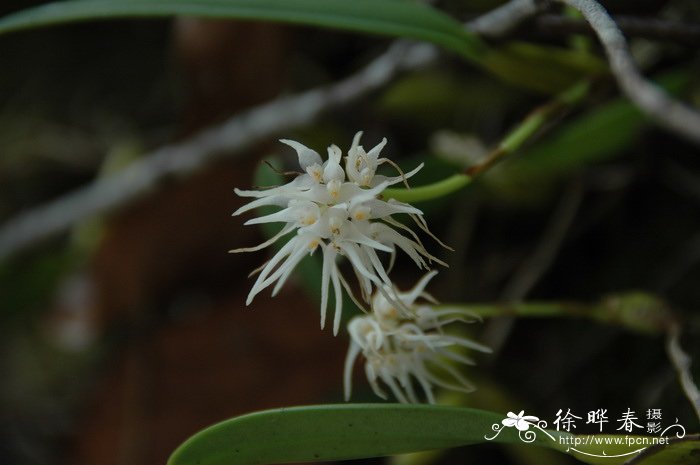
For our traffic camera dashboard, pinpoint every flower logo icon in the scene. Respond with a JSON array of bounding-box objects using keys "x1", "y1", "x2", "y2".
[{"x1": 502, "y1": 411, "x2": 540, "y2": 431}]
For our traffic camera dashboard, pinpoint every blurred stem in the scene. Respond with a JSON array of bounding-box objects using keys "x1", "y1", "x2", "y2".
[
  {"x1": 383, "y1": 80, "x2": 590, "y2": 203},
  {"x1": 666, "y1": 323, "x2": 700, "y2": 423},
  {"x1": 558, "y1": 0, "x2": 700, "y2": 145},
  {"x1": 382, "y1": 173, "x2": 471, "y2": 204},
  {"x1": 437, "y1": 292, "x2": 676, "y2": 335}
]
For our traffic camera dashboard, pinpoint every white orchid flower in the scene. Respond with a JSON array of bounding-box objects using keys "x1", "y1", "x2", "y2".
[
  {"x1": 344, "y1": 272, "x2": 491, "y2": 403},
  {"x1": 232, "y1": 132, "x2": 443, "y2": 335}
]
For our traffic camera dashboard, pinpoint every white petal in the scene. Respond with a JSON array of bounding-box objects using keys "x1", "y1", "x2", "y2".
[
  {"x1": 365, "y1": 362, "x2": 388, "y2": 400},
  {"x1": 339, "y1": 243, "x2": 384, "y2": 289},
  {"x1": 243, "y1": 207, "x2": 297, "y2": 225},
  {"x1": 401, "y1": 271, "x2": 438, "y2": 305},
  {"x1": 323, "y1": 145, "x2": 345, "y2": 182},
  {"x1": 365, "y1": 199, "x2": 422, "y2": 218},
  {"x1": 258, "y1": 239, "x2": 310, "y2": 293},
  {"x1": 430, "y1": 357, "x2": 476, "y2": 392},
  {"x1": 366, "y1": 137, "x2": 387, "y2": 164},
  {"x1": 280, "y1": 139, "x2": 323, "y2": 169},
  {"x1": 229, "y1": 224, "x2": 295, "y2": 253},
  {"x1": 343, "y1": 222, "x2": 393, "y2": 253},
  {"x1": 348, "y1": 181, "x2": 388, "y2": 209},
  {"x1": 350, "y1": 131, "x2": 363, "y2": 152},
  {"x1": 343, "y1": 342, "x2": 362, "y2": 401},
  {"x1": 364, "y1": 247, "x2": 392, "y2": 285},
  {"x1": 271, "y1": 239, "x2": 317, "y2": 297},
  {"x1": 414, "y1": 371, "x2": 435, "y2": 404},
  {"x1": 233, "y1": 195, "x2": 287, "y2": 216},
  {"x1": 319, "y1": 244, "x2": 335, "y2": 330},
  {"x1": 373, "y1": 223, "x2": 428, "y2": 269},
  {"x1": 246, "y1": 236, "x2": 310, "y2": 304},
  {"x1": 436, "y1": 348, "x2": 475, "y2": 366},
  {"x1": 439, "y1": 335, "x2": 492, "y2": 353},
  {"x1": 331, "y1": 264, "x2": 343, "y2": 336},
  {"x1": 379, "y1": 368, "x2": 409, "y2": 403},
  {"x1": 373, "y1": 162, "x2": 423, "y2": 187}
]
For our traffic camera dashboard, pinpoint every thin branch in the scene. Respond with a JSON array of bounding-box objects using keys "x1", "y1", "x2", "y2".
[
  {"x1": 383, "y1": 79, "x2": 590, "y2": 203},
  {"x1": 535, "y1": 14, "x2": 700, "y2": 45},
  {"x1": 559, "y1": 0, "x2": 700, "y2": 145},
  {"x1": 0, "y1": 3, "x2": 543, "y2": 262},
  {"x1": 666, "y1": 322, "x2": 700, "y2": 423},
  {"x1": 467, "y1": 0, "x2": 542, "y2": 38},
  {"x1": 0, "y1": 41, "x2": 434, "y2": 260},
  {"x1": 439, "y1": 292, "x2": 674, "y2": 334}
]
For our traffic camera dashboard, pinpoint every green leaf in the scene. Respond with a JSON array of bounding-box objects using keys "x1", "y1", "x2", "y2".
[
  {"x1": 167, "y1": 404, "x2": 567, "y2": 465},
  {"x1": 0, "y1": 0, "x2": 485, "y2": 60},
  {"x1": 484, "y1": 70, "x2": 690, "y2": 203},
  {"x1": 480, "y1": 43, "x2": 605, "y2": 94},
  {"x1": 168, "y1": 403, "x2": 698, "y2": 465},
  {"x1": 0, "y1": 1, "x2": 606, "y2": 94}
]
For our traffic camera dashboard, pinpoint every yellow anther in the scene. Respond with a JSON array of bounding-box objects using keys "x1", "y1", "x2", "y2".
[{"x1": 301, "y1": 215, "x2": 317, "y2": 226}]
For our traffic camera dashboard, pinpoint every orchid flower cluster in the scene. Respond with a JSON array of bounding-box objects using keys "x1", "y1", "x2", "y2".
[
  {"x1": 233, "y1": 132, "x2": 489, "y2": 403},
  {"x1": 344, "y1": 271, "x2": 491, "y2": 403}
]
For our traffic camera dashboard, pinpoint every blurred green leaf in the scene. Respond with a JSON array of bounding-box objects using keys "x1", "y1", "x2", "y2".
[
  {"x1": 485, "y1": 71, "x2": 689, "y2": 202},
  {"x1": 0, "y1": 1, "x2": 605, "y2": 94},
  {"x1": 0, "y1": 0, "x2": 485, "y2": 60},
  {"x1": 481, "y1": 42, "x2": 605, "y2": 94},
  {"x1": 168, "y1": 403, "x2": 697, "y2": 465},
  {"x1": 168, "y1": 404, "x2": 564, "y2": 465}
]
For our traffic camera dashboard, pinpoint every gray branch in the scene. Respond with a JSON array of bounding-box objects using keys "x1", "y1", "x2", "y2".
[
  {"x1": 535, "y1": 14, "x2": 700, "y2": 45},
  {"x1": 560, "y1": 0, "x2": 700, "y2": 145},
  {"x1": 0, "y1": 41, "x2": 436, "y2": 260},
  {"x1": 0, "y1": 2, "x2": 544, "y2": 261},
  {"x1": 666, "y1": 323, "x2": 700, "y2": 422},
  {"x1": 468, "y1": 0, "x2": 541, "y2": 38}
]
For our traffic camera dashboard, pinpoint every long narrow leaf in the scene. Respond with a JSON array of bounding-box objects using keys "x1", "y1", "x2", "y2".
[
  {"x1": 0, "y1": 0, "x2": 485, "y2": 60},
  {"x1": 167, "y1": 404, "x2": 566, "y2": 465},
  {"x1": 168, "y1": 404, "x2": 697, "y2": 465}
]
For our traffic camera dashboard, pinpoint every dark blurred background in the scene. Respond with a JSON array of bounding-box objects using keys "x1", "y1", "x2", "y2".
[{"x1": 0, "y1": 1, "x2": 699, "y2": 465}]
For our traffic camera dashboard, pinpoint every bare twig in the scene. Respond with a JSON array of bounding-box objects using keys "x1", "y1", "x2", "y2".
[
  {"x1": 666, "y1": 322, "x2": 700, "y2": 423},
  {"x1": 535, "y1": 14, "x2": 700, "y2": 45},
  {"x1": 0, "y1": 41, "x2": 433, "y2": 260},
  {"x1": 0, "y1": 3, "x2": 544, "y2": 261},
  {"x1": 468, "y1": 0, "x2": 542, "y2": 38},
  {"x1": 559, "y1": 0, "x2": 700, "y2": 145}
]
